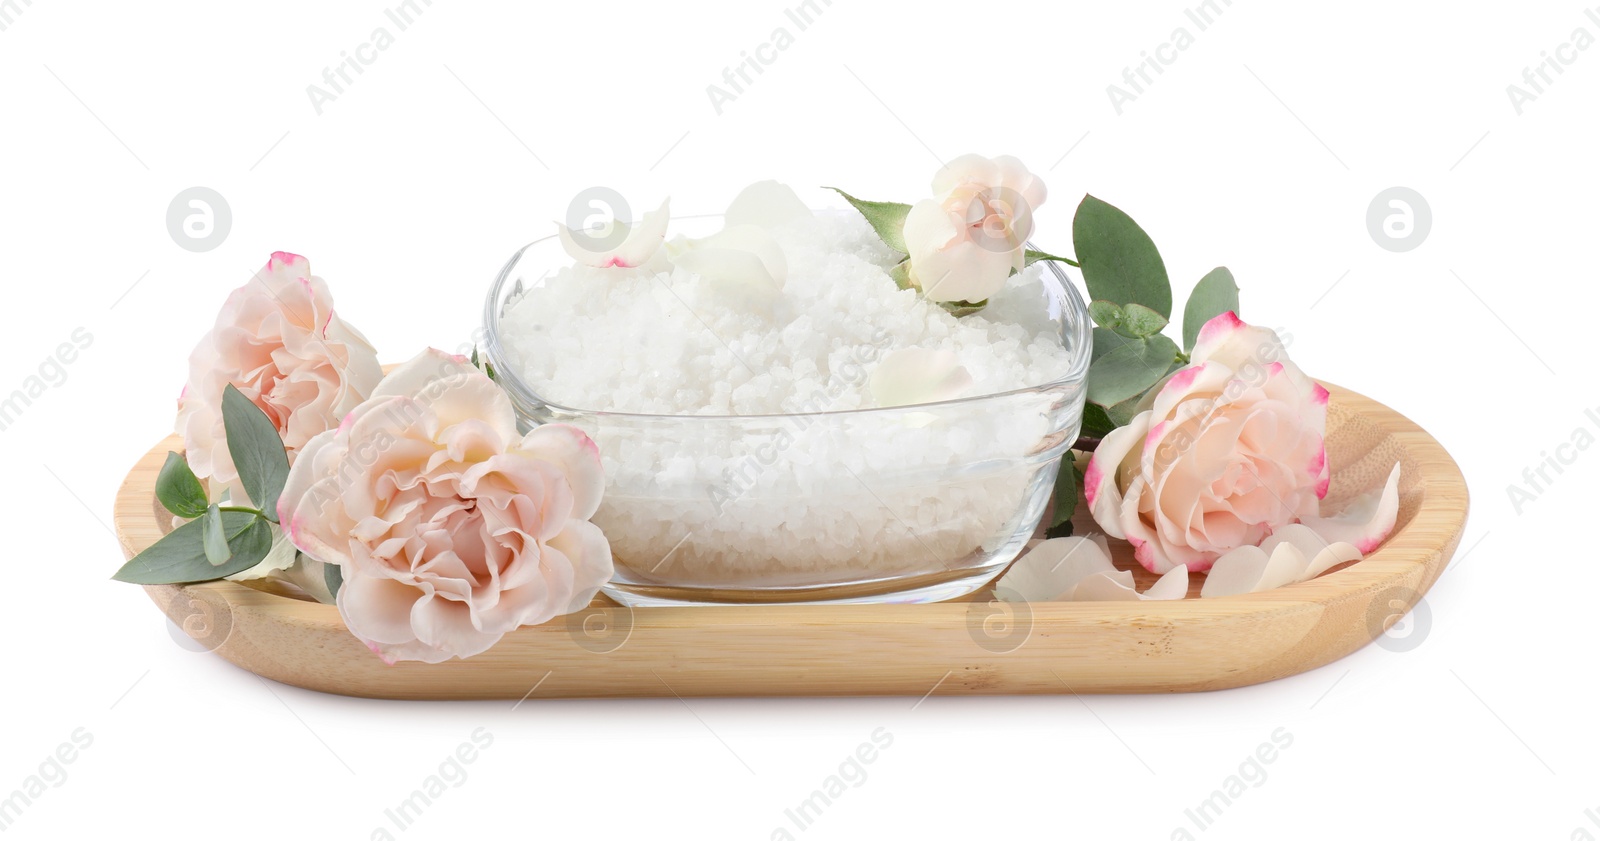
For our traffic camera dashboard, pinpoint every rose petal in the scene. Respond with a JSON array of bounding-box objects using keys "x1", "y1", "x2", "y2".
[
  {"x1": 517, "y1": 423, "x2": 606, "y2": 521},
  {"x1": 673, "y1": 246, "x2": 784, "y2": 318},
  {"x1": 1084, "y1": 411, "x2": 1151, "y2": 540},
  {"x1": 1069, "y1": 570, "x2": 1145, "y2": 601},
  {"x1": 1299, "y1": 462, "x2": 1402, "y2": 554},
  {"x1": 558, "y1": 198, "x2": 671, "y2": 269},
  {"x1": 337, "y1": 572, "x2": 422, "y2": 646},
  {"x1": 993, "y1": 535, "x2": 1117, "y2": 602},
  {"x1": 869, "y1": 348, "x2": 974, "y2": 409},
  {"x1": 370, "y1": 348, "x2": 478, "y2": 402},
  {"x1": 688, "y1": 224, "x2": 788, "y2": 288},
  {"x1": 1200, "y1": 545, "x2": 1270, "y2": 598},
  {"x1": 725, "y1": 181, "x2": 813, "y2": 229}
]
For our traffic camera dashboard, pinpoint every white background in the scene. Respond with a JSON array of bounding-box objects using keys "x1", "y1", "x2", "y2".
[{"x1": 2, "y1": 0, "x2": 1595, "y2": 838}]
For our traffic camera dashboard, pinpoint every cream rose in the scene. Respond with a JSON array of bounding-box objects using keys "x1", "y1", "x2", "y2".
[
  {"x1": 1084, "y1": 312, "x2": 1334, "y2": 573},
  {"x1": 176, "y1": 252, "x2": 382, "y2": 504},
  {"x1": 902, "y1": 154, "x2": 1047, "y2": 304},
  {"x1": 277, "y1": 349, "x2": 613, "y2": 663}
]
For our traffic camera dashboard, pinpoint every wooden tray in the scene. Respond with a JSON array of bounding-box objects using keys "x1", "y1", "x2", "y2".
[{"x1": 114, "y1": 383, "x2": 1467, "y2": 699}]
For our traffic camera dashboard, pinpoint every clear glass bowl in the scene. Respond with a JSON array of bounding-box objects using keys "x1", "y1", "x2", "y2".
[{"x1": 482, "y1": 213, "x2": 1091, "y2": 606}]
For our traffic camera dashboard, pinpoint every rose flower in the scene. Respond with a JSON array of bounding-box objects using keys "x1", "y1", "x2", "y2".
[
  {"x1": 176, "y1": 252, "x2": 382, "y2": 504},
  {"x1": 278, "y1": 349, "x2": 613, "y2": 663}
]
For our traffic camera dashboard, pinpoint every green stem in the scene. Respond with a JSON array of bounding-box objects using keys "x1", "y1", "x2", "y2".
[{"x1": 218, "y1": 505, "x2": 265, "y2": 517}]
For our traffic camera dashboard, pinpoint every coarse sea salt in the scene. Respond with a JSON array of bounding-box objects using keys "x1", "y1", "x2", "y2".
[
  {"x1": 495, "y1": 202, "x2": 1081, "y2": 588},
  {"x1": 501, "y1": 211, "x2": 1073, "y2": 414}
]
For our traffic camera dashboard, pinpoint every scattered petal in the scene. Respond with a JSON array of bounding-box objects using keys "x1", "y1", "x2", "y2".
[
  {"x1": 995, "y1": 536, "x2": 1190, "y2": 602},
  {"x1": 1300, "y1": 462, "x2": 1402, "y2": 554},
  {"x1": 558, "y1": 198, "x2": 671, "y2": 269},
  {"x1": 993, "y1": 535, "x2": 1116, "y2": 602},
  {"x1": 725, "y1": 180, "x2": 813, "y2": 229},
  {"x1": 1200, "y1": 545, "x2": 1271, "y2": 598},
  {"x1": 870, "y1": 348, "x2": 974, "y2": 408}
]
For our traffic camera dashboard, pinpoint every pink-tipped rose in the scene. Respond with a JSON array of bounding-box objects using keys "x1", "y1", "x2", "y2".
[
  {"x1": 1085, "y1": 313, "x2": 1398, "y2": 573},
  {"x1": 277, "y1": 349, "x2": 613, "y2": 663},
  {"x1": 176, "y1": 252, "x2": 382, "y2": 505}
]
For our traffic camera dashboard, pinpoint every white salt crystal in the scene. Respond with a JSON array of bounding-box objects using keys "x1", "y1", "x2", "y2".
[{"x1": 496, "y1": 208, "x2": 1079, "y2": 586}]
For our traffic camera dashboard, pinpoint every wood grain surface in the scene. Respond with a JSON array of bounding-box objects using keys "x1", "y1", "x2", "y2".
[{"x1": 113, "y1": 383, "x2": 1468, "y2": 699}]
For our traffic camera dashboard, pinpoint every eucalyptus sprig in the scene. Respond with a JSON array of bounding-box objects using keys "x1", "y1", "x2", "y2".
[
  {"x1": 1046, "y1": 195, "x2": 1243, "y2": 538},
  {"x1": 113, "y1": 385, "x2": 291, "y2": 585}
]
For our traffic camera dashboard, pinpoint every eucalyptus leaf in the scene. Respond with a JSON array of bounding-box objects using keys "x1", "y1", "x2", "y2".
[
  {"x1": 1104, "y1": 394, "x2": 1146, "y2": 427},
  {"x1": 324, "y1": 561, "x2": 344, "y2": 601},
  {"x1": 113, "y1": 511, "x2": 269, "y2": 584},
  {"x1": 1048, "y1": 459, "x2": 1080, "y2": 534},
  {"x1": 155, "y1": 452, "x2": 208, "y2": 519},
  {"x1": 1182, "y1": 267, "x2": 1240, "y2": 351},
  {"x1": 1024, "y1": 248, "x2": 1080, "y2": 268},
  {"x1": 1119, "y1": 302, "x2": 1169, "y2": 339},
  {"x1": 827, "y1": 188, "x2": 911, "y2": 253},
  {"x1": 1072, "y1": 194, "x2": 1172, "y2": 318},
  {"x1": 202, "y1": 504, "x2": 230, "y2": 566},
  {"x1": 1086, "y1": 334, "x2": 1180, "y2": 407},
  {"x1": 1088, "y1": 300, "x2": 1124, "y2": 331},
  {"x1": 222, "y1": 385, "x2": 289, "y2": 522},
  {"x1": 1090, "y1": 326, "x2": 1133, "y2": 363}
]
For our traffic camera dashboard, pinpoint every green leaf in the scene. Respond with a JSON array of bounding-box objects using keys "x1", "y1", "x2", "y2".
[
  {"x1": 1088, "y1": 300, "x2": 1123, "y2": 331},
  {"x1": 1090, "y1": 301, "x2": 1169, "y2": 339},
  {"x1": 1024, "y1": 248, "x2": 1080, "y2": 268},
  {"x1": 222, "y1": 385, "x2": 290, "y2": 522},
  {"x1": 1119, "y1": 303, "x2": 1168, "y2": 338},
  {"x1": 887, "y1": 259, "x2": 915, "y2": 291},
  {"x1": 940, "y1": 299, "x2": 988, "y2": 317},
  {"x1": 827, "y1": 188, "x2": 912, "y2": 253},
  {"x1": 324, "y1": 562, "x2": 343, "y2": 600},
  {"x1": 113, "y1": 511, "x2": 270, "y2": 584},
  {"x1": 1090, "y1": 327, "x2": 1132, "y2": 363},
  {"x1": 1182, "y1": 267, "x2": 1240, "y2": 352},
  {"x1": 1104, "y1": 394, "x2": 1145, "y2": 427},
  {"x1": 155, "y1": 452, "x2": 209, "y2": 519},
  {"x1": 202, "y1": 504, "x2": 230, "y2": 566},
  {"x1": 1048, "y1": 459, "x2": 1079, "y2": 532},
  {"x1": 1079, "y1": 402, "x2": 1117, "y2": 439},
  {"x1": 1072, "y1": 194, "x2": 1172, "y2": 318},
  {"x1": 1086, "y1": 334, "x2": 1180, "y2": 407}
]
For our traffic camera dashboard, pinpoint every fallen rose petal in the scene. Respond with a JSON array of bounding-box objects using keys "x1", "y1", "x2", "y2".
[
  {"x1": 1263, "y1": 523, "x2": 1362, "y2": 580},
  {"x1": 1200, "y1": 545, "x2": 1272, "y2": 598},
  {"x1": 1302, "y1": 541, "x2": 1364, "y2": 580},
  {"x1": 1070, "y1": 564, "x2": 1190, "y2": 601},
  {"x1": 724, "y1": 180, "x2": 813, "y2": 229},
  {"x1": 687, "y1": 224, "x2": 789, "y2": 288},
  {"x1": 995, "y1": 535, "x2": 1191, "y2": 602},
  {"x1": 1300, "y1": 462, "x2": 1402, "y2": 554},
  {"x1": 993, "y1": 535, "x2": 1116, "y2": 602},
  {"x1": 558, "y1": 198, "x2": 670, "y2": 269},
  {"x1": 673, "y1": 245, "x2": 784, "y2": 318},
  {"x1": 1258, "y1": 542, "x2": 1311, "y2": 592},
  {"x1": 870, "y1": 348, "x2": 974, "y2": 409},
  {"x1": 1070, "y1": 570, "x2": 1144, "y2": 601},
  {"x1": 1142, "y1": 565, "x2": 1191, "y2": 600}
]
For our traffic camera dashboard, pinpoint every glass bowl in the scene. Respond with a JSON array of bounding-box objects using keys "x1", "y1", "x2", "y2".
[{"x1": 481, "y1": 213, "x2": 1091, "y2": 606}]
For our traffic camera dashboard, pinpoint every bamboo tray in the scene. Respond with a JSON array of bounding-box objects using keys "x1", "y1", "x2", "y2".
[{"x1": 114, "y1": 383, "x2": 1467, "y2": 699}]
